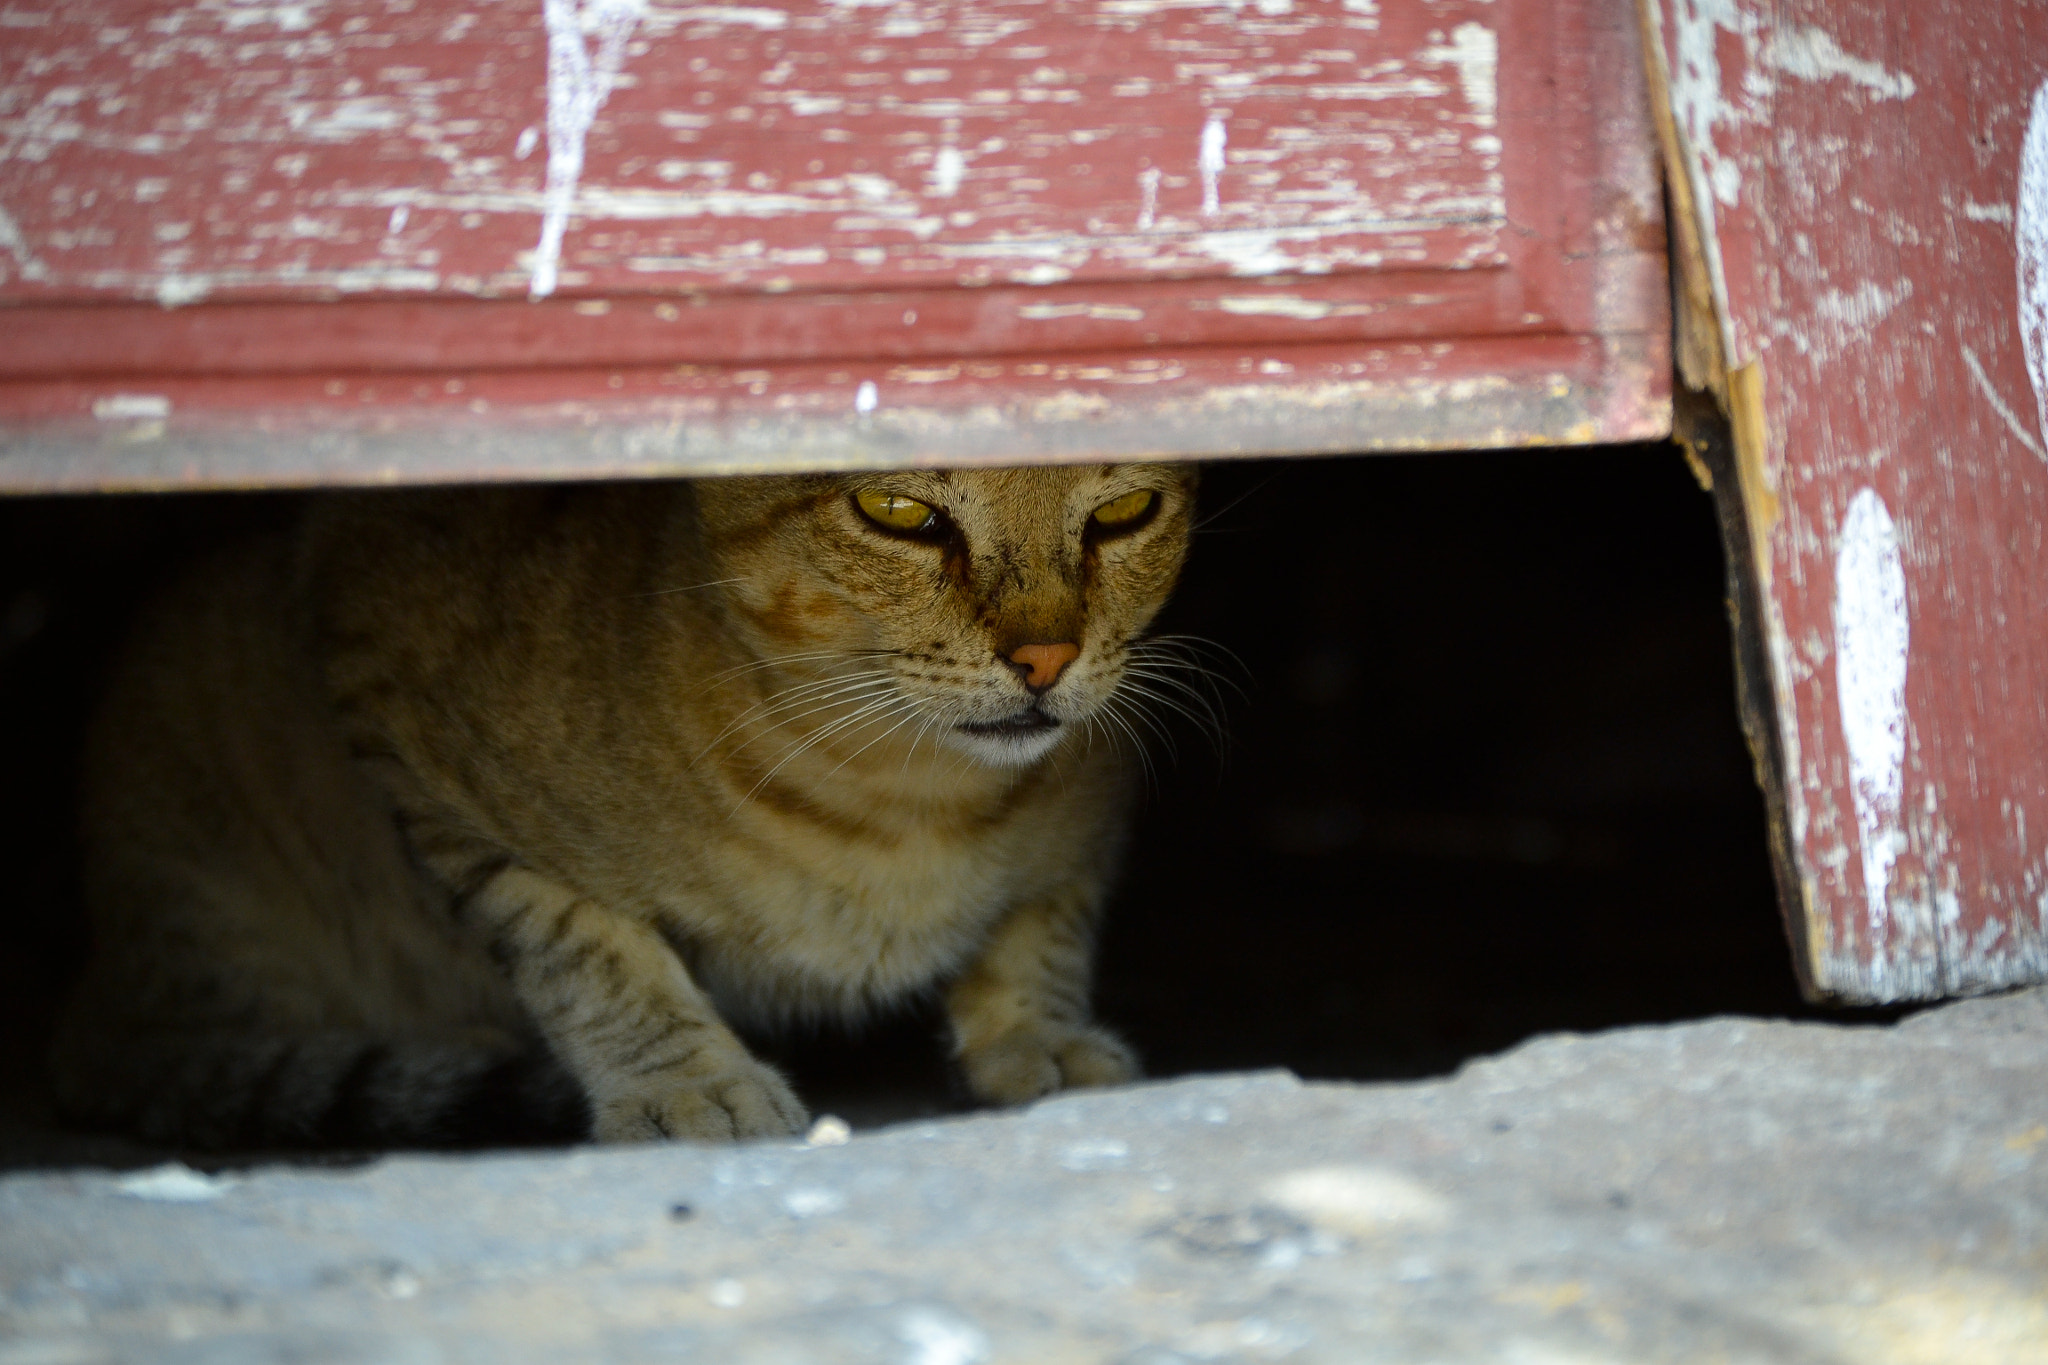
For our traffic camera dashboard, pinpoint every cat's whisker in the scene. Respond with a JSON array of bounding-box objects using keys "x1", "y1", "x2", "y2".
[
  {"x1": 733, "y1": 689, "x2": 918, "y2": 812},
  {"x1": 1117, "y1": 667, "x2": 1230, "y2": 749},
  {"x1": 1121, "y1": 660, "x2": 1228, "y2": 714},
  {"x1": 693, "y1": 648, "x2": 898, "y2": 695},
  {"x1": 820, "y1": 697, "x2": 934, "y2": 781},
  {"x1": 1105, "y1": 683, "x2": 1184, "y2": 761},
  {"x1": 710, "y1": 669, "x2": 893, "y2": 734},
  {"x1": 1096, "y1": 698, "x2": 1159, "y2": 794},
  {"x1": 697, "y1": 670, "x2": 898, "y2": 758},
  {"x1": 631, "y1": 576, "x2": 746, "y2": 599},
  {"x1": 900, "y1": 710, "x2": 944, "y2": 778},
  {"x1": 720, "y1": 684, "x2": 905, "y2": 773},
  {"x1": 1130, "y1": 635, "x2": 1249, "y2": 701}
]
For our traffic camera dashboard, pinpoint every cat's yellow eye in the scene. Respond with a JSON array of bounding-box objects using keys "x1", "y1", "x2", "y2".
[
  {"x1": 1091, "y1": 489, "x2": 1157, "y2": 530},
  {"x1": 855, "y1": 489, "x2": 938, "y2": 533}
]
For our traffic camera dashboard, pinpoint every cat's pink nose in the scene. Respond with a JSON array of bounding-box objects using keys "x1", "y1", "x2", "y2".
[{"x1": 1008, "y1": 642, "x2": 1080, "y2": 692}]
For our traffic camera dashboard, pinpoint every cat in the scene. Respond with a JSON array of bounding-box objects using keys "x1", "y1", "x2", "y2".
[{"x1": 50, "y1": 464, "x2": 1197, "y2": 1147}]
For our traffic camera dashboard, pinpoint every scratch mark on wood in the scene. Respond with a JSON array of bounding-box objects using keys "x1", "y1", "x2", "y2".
[
  {"x1": 1835, "y1": 487, "x2": 1910, "y2": 970},
  {"x1": 531, "y1": 0, "x2": 643, "y2": 300},
  {"x1": 1960, "y1": 345, "x2": 2046, "y2": 461}
]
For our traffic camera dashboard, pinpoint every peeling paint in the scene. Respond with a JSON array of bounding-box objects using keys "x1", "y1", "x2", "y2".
[
  {"x1": 929, "y1": 146, "x2": 966, "y2": 198},
  {"x1": 1217, "y1": 295, "x2": 1335, "y2": 319},
  {"x1": 0, "y1": 204, "x2": 52, "y2": 282},
  {"x1": 1017, "y1": 302, "x2": 1145, "y2": 321},
  {"x1": 1758, "y1": 26, "x2": 1915, "y2": 101},
  {"x1": 1835, "y1": 487, "x2": 1910, "y2": 967},
  {"x1": 1420, "y1": 23, "x2": 1497, "y2": 119},
  {"x1": 1198, "y1": 114, "x2": 1227, "y2": 217},
  {"x1": 530, "y1": 0, "x2": 644, "y2": 300},
  {"x1": 2018, "y1": 79, "x2": 2048, "y2": 454}
]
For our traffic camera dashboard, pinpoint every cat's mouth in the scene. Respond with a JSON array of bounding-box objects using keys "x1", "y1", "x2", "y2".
[{"x1": 955, "y1": 705, "x2": 1061, "y2": 739}]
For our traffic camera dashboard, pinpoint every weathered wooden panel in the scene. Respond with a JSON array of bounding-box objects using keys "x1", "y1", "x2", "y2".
[
  {"x1": 0, "y1": 0, "x2": 1667, "y2": 487},
  {"x1": 1646, "y1": 0, "x2": 2048, "y2": 1001}
]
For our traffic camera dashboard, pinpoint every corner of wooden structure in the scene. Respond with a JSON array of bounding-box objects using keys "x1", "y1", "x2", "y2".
[
  {"x1": 1673, "y1": 387, "x2": 1826, "y2": 1001},
  {"x1": 1639, "y1": 0, "x2": 1829, "y2": 1002}
]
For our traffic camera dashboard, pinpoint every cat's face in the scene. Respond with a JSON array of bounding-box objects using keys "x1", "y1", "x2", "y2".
[{"x1": 696, "y1": 464, "x2": 1197, "y2": 769}]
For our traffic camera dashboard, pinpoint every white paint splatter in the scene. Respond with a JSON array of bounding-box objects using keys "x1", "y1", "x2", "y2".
[
  {"x1": 530, "y1": 0, "x2": 644, "y2": 300},
  {"x1": 1835, "y1": 487, "x2": 1910, "y2": 959},
  {"x1": 2018, "y1": 79, "x2": 2048, "y2": 455},
  {"x1": 1136, "y1": 166, "x2": 1161, "y2": 230},
  {"x1": 1759, "y1": 25, "x2": 1915, "y2": 100},
  {"x1": 1421, "y1": 23, "x2": 1497, "y2": 120},
  {"x1": 515, "y1": 126, "x2": 540, "y2": 160},
  {"x1": 854, "y1": 380, "x2": 878, "y2": 414},
  {"x1": 929, "y1": 146, "x2": 965, "y2": 197},
  {"x1": 386, "y1": 205, "x2": 410, "y2": 235},
  {"x1": 1962, "y1": 200, "x2": 2014, "y2": 224},
  {"x1": 1198, "y1": 114, "x2": 1227, "y2": 216}
]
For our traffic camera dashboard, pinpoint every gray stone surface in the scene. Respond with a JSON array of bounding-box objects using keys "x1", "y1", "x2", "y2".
[{"x1": 4, "y1": 991, "x2": 2046, "y2": 1365}]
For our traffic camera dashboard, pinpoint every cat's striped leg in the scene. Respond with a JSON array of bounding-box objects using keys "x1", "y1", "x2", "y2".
[
  {"x1": 438, "y1": 856, "x2": 807, "y2": 1143},
  {"x1": 945, "y1": 885, "x2": 1140, "y2": 1107}
]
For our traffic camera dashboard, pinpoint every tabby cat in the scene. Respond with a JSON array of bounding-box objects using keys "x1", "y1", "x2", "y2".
[{"x1": 51, "y1": 465, "x2": 1196, "y2": 1146}]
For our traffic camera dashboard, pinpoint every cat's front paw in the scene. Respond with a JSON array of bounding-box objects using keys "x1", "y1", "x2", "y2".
[
  {"x1": 592, "y1": 1057, "x2": 808, "y2": 1143},
  {"x1": 958, "y1": 1021, "x2": 1140, "y2": 1107}
]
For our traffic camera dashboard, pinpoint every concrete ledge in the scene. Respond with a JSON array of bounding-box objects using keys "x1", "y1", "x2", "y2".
[{"x1": 5, "y1": 989, "x2": 2045, "y2": 1364}]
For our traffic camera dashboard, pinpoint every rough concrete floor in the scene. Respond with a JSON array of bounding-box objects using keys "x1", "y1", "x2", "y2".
[{"x1": 4, "y1": 988, "x2": 2045, "y2": 1365}]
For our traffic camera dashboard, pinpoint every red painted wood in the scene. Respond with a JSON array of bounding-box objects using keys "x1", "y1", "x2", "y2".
[
  {"x1": 1649, "y1": 0, "x2": 2048, "y2": 1000},
  {"x1": 0, "y1": 0, "x2": 1667, "y2": 485}
]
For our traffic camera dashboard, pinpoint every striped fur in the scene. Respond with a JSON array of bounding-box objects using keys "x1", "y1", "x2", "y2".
[{"x1": 55, "y1": 468, "x2": 1194, "y2": 1147}]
